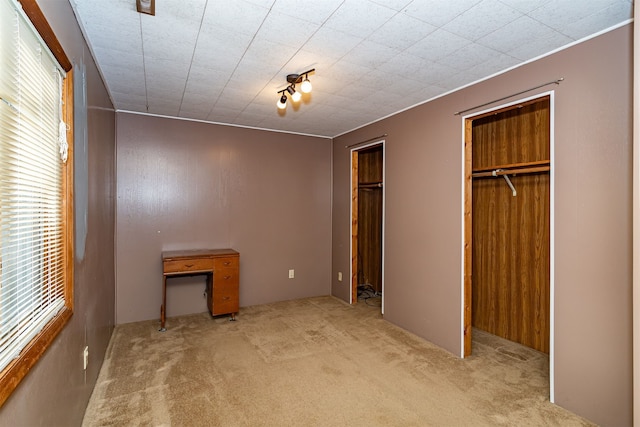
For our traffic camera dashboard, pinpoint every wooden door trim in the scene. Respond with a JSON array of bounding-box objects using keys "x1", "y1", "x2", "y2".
[
  {"x1": 351, "y1": 150, "x2": 359, "y2": 304},
  {"x1": 350, "y1": 141, "x2": 385, "y2": 310},
  {"x1": 463, "y1": 118, "x2": 473, "y2": 356}
]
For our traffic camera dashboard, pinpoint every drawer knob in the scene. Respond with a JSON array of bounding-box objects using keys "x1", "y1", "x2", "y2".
[
  {"x1": 185, "y1": 263, "x2": 194, "y2": 268},
  {"x1": 224, "y1": 275, "x2": 231, "y2": 280},
  {"x1": 224, "y1": 261, "x2": 231, "y2": 266}
]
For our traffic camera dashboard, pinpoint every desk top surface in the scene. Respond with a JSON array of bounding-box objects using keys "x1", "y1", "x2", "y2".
[{"x1": 162, "y1": 248, "x2": 238, "y2": 260}]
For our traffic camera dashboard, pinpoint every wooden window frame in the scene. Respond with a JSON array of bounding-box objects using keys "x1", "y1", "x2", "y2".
[{"x1": 0, "y1": 0, "x2": 74, "y2": 407}]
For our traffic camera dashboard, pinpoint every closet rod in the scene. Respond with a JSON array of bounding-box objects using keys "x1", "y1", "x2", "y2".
[
  {"x1": 359, "y1": 183, "x2": 383, "y2": 188},
  {"x1": 473, "y1": 160, "x2": 549, "y2": 174},
  {"x1": 345, "y1": 134, "x2": 388, "y2": 149},
  {"x1": 454, "y1": 78, "x2": 563, "y2": 116},
  {"x1": 471, "y1": 165, "x2": 550, "y2": 178}
]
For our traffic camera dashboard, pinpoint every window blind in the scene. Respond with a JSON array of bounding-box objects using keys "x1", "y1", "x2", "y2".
[{"x1": 0, "y1": 0, "x2": 67, "y2": 373}]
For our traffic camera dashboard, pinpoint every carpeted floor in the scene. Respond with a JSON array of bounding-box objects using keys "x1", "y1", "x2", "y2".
[{"x1": 83, "y1": 296, "x2": 593, "y2": 426}]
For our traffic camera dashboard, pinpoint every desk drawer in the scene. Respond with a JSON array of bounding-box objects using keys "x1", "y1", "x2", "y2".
[
  {"x1": 164, "y1": 258, "x2": 214, "y2": 274},
  {"x1": 212, "y1": 281, "x2": 239, "y2": 315},
  {"x1": 214, "y1": 269, "x2": 238, "y2": 284},
  {"x1": 214, "y1": 256, "x2": 238, "y2": 270}
]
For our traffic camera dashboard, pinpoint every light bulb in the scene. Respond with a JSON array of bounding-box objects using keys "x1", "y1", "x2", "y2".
[
  {"x1": 291, "y1": 90, "x2": 302, "y2": 102},
  {"x1": 277, "y1": 94, "x2": 287, "y2": 109},
  {"x1": 300, "y1": 78, "x2": 312, "y2": 93}
]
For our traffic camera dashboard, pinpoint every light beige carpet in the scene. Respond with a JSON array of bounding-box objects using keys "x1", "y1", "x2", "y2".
[{"x1": 83, "y1": 296, "x2": 593, "y2": 426}]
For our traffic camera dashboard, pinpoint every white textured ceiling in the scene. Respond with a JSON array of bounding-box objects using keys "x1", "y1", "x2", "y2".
[{"x1": 69, "y1": 0, "x2": 632, "y2": 138}]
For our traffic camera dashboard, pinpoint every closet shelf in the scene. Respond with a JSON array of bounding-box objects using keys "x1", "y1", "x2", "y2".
[{"x1": 472, "y1": 160, "x2": 550, "y2": 178}]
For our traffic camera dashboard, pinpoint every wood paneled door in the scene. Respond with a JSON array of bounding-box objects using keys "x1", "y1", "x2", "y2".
[{"x1": 464, "y1": 96, "x2": 551, "y2": 355}]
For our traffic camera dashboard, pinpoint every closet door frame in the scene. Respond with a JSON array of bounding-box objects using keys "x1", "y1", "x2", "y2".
[
  {"x1": 350, "y1": 140, "x2": 386, "y2": 313},
  {"x1": 461, "y1": 91, "x2": 556, "y2": 401}
]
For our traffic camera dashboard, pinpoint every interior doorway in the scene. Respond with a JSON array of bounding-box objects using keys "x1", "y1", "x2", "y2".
[
  {"x1": 463, "y1": 94, "x2": 553, "y2": 365},
  {"x1": 351, "y1": 141, "x2": 385, "y2": 312}
]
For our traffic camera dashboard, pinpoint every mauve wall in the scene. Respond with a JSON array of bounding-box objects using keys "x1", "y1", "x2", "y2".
[
  {"x1": 116, "y1": 114, "x2": 332, "y2": 324},
  {"x1": 332, "y1": 26, "x2": 632, "y2": 426},
  {"x1": 0, "y1": 1, "x2": 116, "y2": 425}
]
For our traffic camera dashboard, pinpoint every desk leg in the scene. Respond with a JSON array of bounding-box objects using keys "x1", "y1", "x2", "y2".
[
  {"x1": 159, "y1": 275, "x2": 167, "y2": 332},
  {"x1": 206, "y1": 273, "x2": 213, "y2": 316}
]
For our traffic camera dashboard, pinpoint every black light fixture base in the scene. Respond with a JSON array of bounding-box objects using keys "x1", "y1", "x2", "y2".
[
  {"x1": 286, "y1": 68, "x2": 315, "y2": 84},
  {"x1": 286, "y1": 74, "x2": 301, "y2": 84}
]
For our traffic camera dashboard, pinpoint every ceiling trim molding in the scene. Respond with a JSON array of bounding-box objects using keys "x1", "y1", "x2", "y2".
[{"x1": 116, "y1": 110, "x2": 333, "y2": 140}]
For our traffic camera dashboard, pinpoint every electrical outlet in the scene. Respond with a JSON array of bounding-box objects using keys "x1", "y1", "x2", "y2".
[
  {"x1": 288, "y1": 269, "x2": 295, "y2": 279},
  {"x1": 338, "y1": 272, "x2": 343, "y2": 281},
  {"x1": 83, "y1": 346, "x2": 89, "y2": 370}
]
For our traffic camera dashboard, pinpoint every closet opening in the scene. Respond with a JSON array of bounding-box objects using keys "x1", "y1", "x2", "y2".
[
  {"x1": 351, "y1": 142, "x2": 385, "y2": 312},
  {"x1": 463, "y1": 94, "x2": 552, "y2": 369}
]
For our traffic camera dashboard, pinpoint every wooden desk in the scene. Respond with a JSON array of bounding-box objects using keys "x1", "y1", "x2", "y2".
[{"x1": 161, "y1": 249, "x2": 239, "y2": 331}]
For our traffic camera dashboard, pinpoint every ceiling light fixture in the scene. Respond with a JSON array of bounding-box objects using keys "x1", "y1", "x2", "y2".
[
  {"x1": 276, "y1": 68, "x2": 314, "y2": 110},
  {"x1": 277, "y1": 94, "x2": 287, "y2": 110},
  {"x1": 136, "y1": 0, "x2": 155, "y2": 16},
  {"x1": 300, "y1": 77, "x2": 312, "y2": 94},
  {"x1": 291, "y1": 89, "x2": 302, "y2": 103}
]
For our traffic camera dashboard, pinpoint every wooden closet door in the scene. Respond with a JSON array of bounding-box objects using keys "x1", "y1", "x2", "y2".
[{"x1": 471, "y1": 98, "x2": 550, "y2": 353}]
